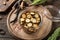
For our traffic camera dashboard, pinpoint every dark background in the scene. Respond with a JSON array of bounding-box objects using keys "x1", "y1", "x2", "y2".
[{"x1": 0, "y1": 0, "x2": 60, "y2": 40}]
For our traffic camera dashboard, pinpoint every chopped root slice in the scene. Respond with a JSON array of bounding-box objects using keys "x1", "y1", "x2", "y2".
[
  {"x1": 37, "y1": 17, "x2": 40, "y2": 21},
  {"x1": 31, "y1": 18, "x2": 37, "y2": 23},
  {"x1": 35, "y1": 14, "x2": 39, "y2": 18},
  {"x1": 20, "y1": 21, "x2": 24, "y2": 25},
  {"x1": 20, "y1": 18, "x2": 25, "y2": 22},
  {"x1": 26, "y1": 18, "x2": 30, "y2": 23},
  {"x1": 27, "y1": 14, "x2": 32, "y2": 18},
  {"x1": 33, "y1": 24, "x2": 39, "y2": 29},
  {"x1": 27, "y1": 23, "x2": 32, "y2": 27},
  {"x1": 24, "y1": 24, "x2": 28, "y2": 28},
  {"x1": 22, "y1": 14, "x2": 26, "y2": 18},
  {"x1": 36, "y1": 18, "x2": 40, "y2": 23},
  {"x1": 29, "y1": 28, "x2": 34, "y2": 32},
  {"x1": 30, "y1": 12, "x2": 35, "y2": 15},
  {"x1": 26, "y1": 12, "x2": 30, "y2": 15}
]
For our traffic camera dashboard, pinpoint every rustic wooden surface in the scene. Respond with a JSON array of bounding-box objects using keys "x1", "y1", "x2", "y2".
[
  {"x1": 0, "y1": 0, "x2": 16, "y2": 12},
  {"x1": 0, "y1": 0, "x2": 60, "y2": 40}
]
